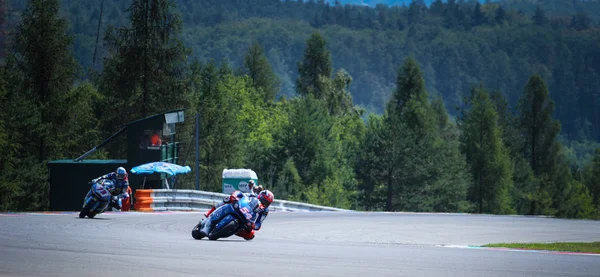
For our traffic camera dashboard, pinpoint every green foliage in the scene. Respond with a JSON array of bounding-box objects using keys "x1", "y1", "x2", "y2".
[
  {"x1": 356, "y1": 114, "x2": 386, "y2": 211},
  {"x1": 518, "y1": 75, "x2": 564, "y2": 215},
  {"x1": 556, "y1": 171, "x2": 597, "y2": 219},
  {"x1": 280, "y1": 94, "x2": 331, "y2": 186},
  {"x1": 388, "y1": 57, "x2": 436, "y2": 136},
  {"x1": 321, "y1": 69, "x2": 355, "y2": 115},
  {"x1": 356, "y1": 58, "x2": 470, "y2": 212},
  {"x1": 195, "y1": 62, "x2": 246, "y2": 192},
  {"x1": 0, "y1": 69, "x2": 23, "y2": 211},
  {"x1": 6, "y1": 0, "x2": 78, "y2": 162},
  {"x1": 95, "y1": 0, "x2": 190, "y2": 156},
  {"x1": 584, "y1": 149, "x2": 600, "y2": 207},
  {"x1": 9, "y1": 0, "x2": 600, "y2": 142},
  {"x1": 2, "y1": 0, "x2": 89, "y2": 211},
  {"x1": 459, "y1": 86, "x2": 514, "y2": 214},
  {"x1": 1, "y1": 0, "x2": 598, "y2": 219},
  {"x1": 484, "y1": 241, "x2": 600, "y2": 253},
  {"x1": 57, "y1": 83, "x2": 106, "y2": 158},
  {"x1": 243, "y1": 41, "x2": 280, "y2": 102},
  {"x1": 273, "y1": 158, "x2": 302, "y2": 201},
  {"x1": 296, "y1": 32, "x2": 332, "y2": 98},
  {"x1": 431, "y1": 95, "x2": 449, "y2": 131},
  {"x1": 510, "y1": 156, "x2": 539, "y2": 215}
]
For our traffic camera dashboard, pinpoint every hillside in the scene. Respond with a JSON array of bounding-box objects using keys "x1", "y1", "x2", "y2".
[{"x1": 3, "y1": 0, "x2": 599, "y2": 142}]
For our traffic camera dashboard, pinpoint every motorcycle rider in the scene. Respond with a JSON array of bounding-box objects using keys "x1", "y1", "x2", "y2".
[
  {"x1": 90, "y1": 167, "x2": 130, "y2": 210},
  {"x1": 236, "y1": 189, "x2": 274, "y2": 240},
  {"x1": 203, "y1": 179, "x2": 274, "y2": 240}
]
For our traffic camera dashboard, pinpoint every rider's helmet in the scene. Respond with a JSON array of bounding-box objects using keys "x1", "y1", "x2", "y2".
[
  {"x1": 248, "y1": 180, "x2": 255, "y2": 191},
  {"x1": 257, "y1": 190, "x2": 274, "y2": 208},
  {"x1": 116, "y1": 167, "x2": 127, "y2": 181}
]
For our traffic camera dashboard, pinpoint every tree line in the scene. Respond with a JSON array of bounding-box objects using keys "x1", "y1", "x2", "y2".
[{"x1": 0, "y1": 0, "x2": 599, "y2": 219}]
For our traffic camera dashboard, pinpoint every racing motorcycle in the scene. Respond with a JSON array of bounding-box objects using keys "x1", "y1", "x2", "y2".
[
  {"x1": 192, "y1": 193, "x2": 259, "y2": 240},
  {"x1": 79, "y1": 179, "x2": 114, "y2": 219}
]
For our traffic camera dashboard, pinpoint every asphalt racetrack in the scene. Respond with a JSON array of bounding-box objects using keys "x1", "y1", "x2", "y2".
[{"x1": 1, "y1": 211, "x2": 600, "y2": 277}]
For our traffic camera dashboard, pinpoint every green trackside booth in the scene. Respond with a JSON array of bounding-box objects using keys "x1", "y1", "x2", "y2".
[
  {"x1": 47, "y1": 109, "x2": 185, "y2": 211},
  {"x1": 222, "y1": 169, "x2": 258, "y2": 194}
]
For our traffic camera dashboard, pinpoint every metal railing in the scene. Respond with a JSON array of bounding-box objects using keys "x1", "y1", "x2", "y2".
[{"x1": 134, "y1": 189, "x2": 350, "y2": 212}]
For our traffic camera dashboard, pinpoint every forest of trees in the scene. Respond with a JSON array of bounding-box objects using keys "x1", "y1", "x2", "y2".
[{"x1": 0, "y1": 0, "x2": 599, "y2": 219}]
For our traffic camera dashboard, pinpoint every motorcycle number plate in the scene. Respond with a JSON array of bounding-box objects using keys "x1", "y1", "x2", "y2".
[
  {"x1": 97, "y1": 186, "x2": 109, "y2": 196},
  {"x1": 240, "y1": 207, "x2": 252, "y2": 220}
]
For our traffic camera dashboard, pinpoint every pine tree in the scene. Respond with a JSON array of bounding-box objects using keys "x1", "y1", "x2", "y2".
[
  {"x1": 378, "y1": 57, "x2": 458, "y2": 212},
  {"x1": 429, "y1": 94, "x2": 472, "y2": 213},
  {"x1": 0, "y1": 68, "x2": 23, "y2": 211},
  {"x1": 196, "y1": 61, "x2": 245, "y2": 191},
  {"x1": 518, "y1": 75, "x2": 562, "y2": 215},
  {"x1": 322, "y1": 69, "x2": 354, "y2": 115},
  {"x1": 280, "y1": 94, "x2": 331, "y2": 186},
  {"x1": 296, "y1": 32, "x2": 332, "y2": 98},
  {"x1": 459, "y1": 86, "x2": 513, "y2": 214},
  {"x1": 6, "y1": 0, "x2": 78, "y2": 162},
  {"x1": 243, "y1": 41, "x2": 280, "y2": 102},
  {"x1": 97, "y1": 0, "x2": 190, "y2": 155},
  {"x1": 3, "y1": 0, "x2": 84, "y2": 210},
  {"x1": 389, "y1": 57, "x2": 436, "y2": 136},
  {"x1": 356, "y1": 114, "x2": 386, "y2": 211}
]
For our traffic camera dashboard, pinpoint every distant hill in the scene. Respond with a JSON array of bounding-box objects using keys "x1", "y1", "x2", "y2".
[{"x1": 4, "y1": 0, "x2": 600, "y2": 141}]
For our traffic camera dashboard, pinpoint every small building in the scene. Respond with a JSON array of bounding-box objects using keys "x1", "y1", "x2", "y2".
[{"x1": 222, "y1": 168, "x2": 259, "y2": 194}]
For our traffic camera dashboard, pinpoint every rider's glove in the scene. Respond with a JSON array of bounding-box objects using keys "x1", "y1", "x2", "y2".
[{"x1": 226, "y1": 195, "x2": 237, "y2": 203}]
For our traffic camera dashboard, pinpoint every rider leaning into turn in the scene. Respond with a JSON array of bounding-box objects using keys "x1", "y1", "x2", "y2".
[
  {"x1": 204, "y1": 180, "x2": 274, "y2": 240},
  {"x1": 90, "y1": 167, "x2": 130, "y2": 210}
]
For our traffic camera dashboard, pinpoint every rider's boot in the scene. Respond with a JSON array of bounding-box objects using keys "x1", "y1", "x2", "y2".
[{"x1": 235, "y1": 229, "x2": 255, "y2": 241}]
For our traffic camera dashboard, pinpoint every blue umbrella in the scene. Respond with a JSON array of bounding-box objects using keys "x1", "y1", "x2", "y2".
[
  {"x1": 131, "y1": 162, "x2": 191, "y2": 189},
  {"x1": 131, "y1": 162, "x2": 191, "y2": 176}
]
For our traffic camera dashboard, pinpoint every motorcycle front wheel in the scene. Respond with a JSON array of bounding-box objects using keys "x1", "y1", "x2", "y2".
[
  {"x1": 191, "y1": 222, "x2": 205, "y2": 240},
  {"x1": 79, "y1": 200, "x2": 95, "y2": 218}
]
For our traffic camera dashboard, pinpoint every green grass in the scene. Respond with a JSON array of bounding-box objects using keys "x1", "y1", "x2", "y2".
[{"x1": 483, "y1": 242, "x2": 600, "y2": 253}]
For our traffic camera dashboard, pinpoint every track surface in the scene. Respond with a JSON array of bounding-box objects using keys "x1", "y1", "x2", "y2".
[{"x1": 1, "y1": 211, "x2": 600, "y2": 277}]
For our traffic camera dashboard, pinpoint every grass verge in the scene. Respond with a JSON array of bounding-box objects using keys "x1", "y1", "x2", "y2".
[{"x1": 483, "y1": 242, "x2": 600, "y2": 253}]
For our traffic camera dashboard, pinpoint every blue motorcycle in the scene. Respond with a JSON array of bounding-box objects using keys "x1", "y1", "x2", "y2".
[
  {"x1": 192, "y1": 194, "x2": 259, "y2": 240},
  {"x1": 79, "y1": 180, "x2": 114, "y2": 219}
]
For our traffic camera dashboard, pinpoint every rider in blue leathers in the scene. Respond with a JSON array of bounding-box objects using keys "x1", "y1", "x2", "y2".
[
  {"x1": 204, "y1": 180, "x2": 274, "y2": 240},
  {"x1": 90, "y1": 167, "x2": 130, "y2": 210}
]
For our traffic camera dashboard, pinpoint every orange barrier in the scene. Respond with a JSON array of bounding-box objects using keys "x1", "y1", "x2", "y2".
[{"x1": 133, "y1": 189, "x2": 154, "y2": 212}]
